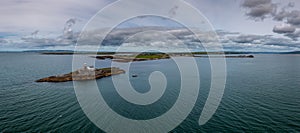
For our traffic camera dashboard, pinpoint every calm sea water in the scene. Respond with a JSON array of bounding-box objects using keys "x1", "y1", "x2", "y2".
[{"x1": 0, "y1": 53, "x2": 300, "y2": 132}]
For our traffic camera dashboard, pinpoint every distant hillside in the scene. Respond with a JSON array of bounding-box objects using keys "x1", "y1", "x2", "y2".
[{"x1": 280, "y1": 51, "x2": 300, "y2": 54}]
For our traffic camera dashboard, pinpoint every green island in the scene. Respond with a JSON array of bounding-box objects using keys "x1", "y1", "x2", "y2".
[{"x1": 95, "y1": 52, "x2": 171, "y2": 62}]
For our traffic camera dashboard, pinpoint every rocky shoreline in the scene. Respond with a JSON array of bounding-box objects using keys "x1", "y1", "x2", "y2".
[{"x1": 36, "y1": 67, "x2": 125, "y2": 82}]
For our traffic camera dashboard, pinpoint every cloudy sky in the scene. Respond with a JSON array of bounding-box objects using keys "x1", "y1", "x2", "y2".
[{"x1": 1, "y1": 0, "x2": 300, "y2": 52}]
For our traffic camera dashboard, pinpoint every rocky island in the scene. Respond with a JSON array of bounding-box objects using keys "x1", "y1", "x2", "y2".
[{"x1": 36, "y1": 66, "x2": 125, "y2": 82}]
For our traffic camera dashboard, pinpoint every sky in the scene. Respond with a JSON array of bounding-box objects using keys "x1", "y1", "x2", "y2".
[{"x1": 0, "y1": 0, "x2": 300, "y2": 52}]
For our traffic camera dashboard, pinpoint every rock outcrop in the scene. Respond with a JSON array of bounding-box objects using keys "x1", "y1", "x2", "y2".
[{"x1": 36, "y1": 67, "x2": 125, "y2": 82}]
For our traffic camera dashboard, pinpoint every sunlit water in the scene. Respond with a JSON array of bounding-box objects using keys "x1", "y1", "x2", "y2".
[{"x1": 0, "y1": 53, "x2": 300, "y2": 132}]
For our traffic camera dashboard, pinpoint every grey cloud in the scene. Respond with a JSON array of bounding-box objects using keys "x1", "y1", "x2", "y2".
[
  {"x1": 4, "y1": 24, "x2": 300, "y2": 51},
  {"x1": 272, "y1": 10, "x2": 300, "y2": 40},
  {"x1": 230, "y1": 34, "x2": 265, "y2": 43},
  {"x1": 273, "y1": 24, "x2": 296, "y2": 34},
  {"x1": 20, "y1": 36, "x2": 77, "y2": 49},
  {"x1": 242, "y1": 0, "x2": 271, "y2": 8},
  {"x1": 223, "y1": 32, "x2": 300, "y2": 51},
  {"x1": 246, "y1": 4, "x2": 276, "y2": 19},
  {"x1": 99, "y1": 27, "x2": 193, "y2": 46},
  {"x1": 216, "y1": 30, "x2": 240, "y2": 36},
  {"x1": 84, "y1": 27, "x2": 300, "y2": 51},
  {"x1": 286, "y1": 10, "x2": 300, "y2": 26},
  {"x1": 0, "y1": 39, "x2": 8, "y2": 44},
  {"x1": 101, "y1": 28, "x2": 300, "y2": 51},
  {"x1": 76, "y1": 27, "x2": 205, "y2": 51},
  {"x1": 264, "y1": 37, "x2": 300, "y2": 48},
  {"x1": 287, "y1": 2, "x2": 295, "y2": 8},
  {"x1": 242, "y1": 0, "x2": 300, "y2": 40},
  {"x1": 242, "y1": 0, "x2": 277, "y2": 20},
  {"x1": 21, "y1": 37, "x2": 57, "y2": 48},
  {"x1": 273, "y1": 10, "x2": 300, "y2": 26},
  {"x1": 273, "y1": 9, "x2": 289, "y2": 21},
  {"x1": 284, "y1": 30, "x2": 300, "y2": 41},
  {"x1": 16, "y1": 18, "x2": 80, "y2": 49}
]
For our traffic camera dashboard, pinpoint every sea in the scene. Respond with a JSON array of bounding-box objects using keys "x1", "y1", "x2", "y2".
[{"x1": 0, "y1": 53, "x2": 300, "y2": 132}]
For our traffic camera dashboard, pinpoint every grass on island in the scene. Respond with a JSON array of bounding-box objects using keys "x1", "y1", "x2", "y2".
[{"x1": 135, "y1": 54, "x2": 167, "y2": 59}]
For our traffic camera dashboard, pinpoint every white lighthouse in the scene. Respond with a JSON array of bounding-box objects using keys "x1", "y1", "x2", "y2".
[{"x1": 78, "y1": 63, "x2": 95, "y2": 76}]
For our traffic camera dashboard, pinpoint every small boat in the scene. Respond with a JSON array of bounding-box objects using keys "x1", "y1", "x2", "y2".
[{"x1": 132, "y1": 74, "x2": 138, "y2": 77}]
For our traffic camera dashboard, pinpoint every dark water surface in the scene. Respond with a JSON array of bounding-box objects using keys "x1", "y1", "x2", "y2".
[{"x1": 0, "y1": 53, "x2": 300, "y2": 132}]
